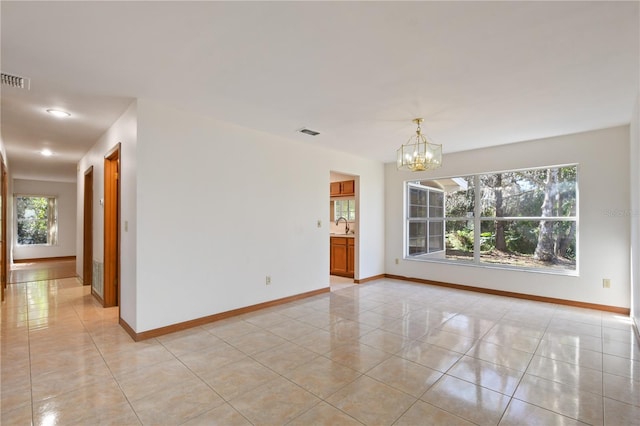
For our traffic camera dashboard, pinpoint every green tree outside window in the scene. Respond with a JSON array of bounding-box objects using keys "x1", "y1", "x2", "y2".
[{"x1": 16, "y1": 196, "x2": 57, "y2": 245}]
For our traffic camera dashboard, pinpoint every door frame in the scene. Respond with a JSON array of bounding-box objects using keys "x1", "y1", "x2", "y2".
[
  {"x1": 103, "y1": 144, "x2": 120, "y2": 307},
  {"x1": 1, "y1": 157, "x2": 6, "y2": 301},
  {"x1": 83, "y1": 166, "x2": 93, "y2": 287},
  {"x1": 329, "y1": 171, "x2": 359, "y2": 282}
]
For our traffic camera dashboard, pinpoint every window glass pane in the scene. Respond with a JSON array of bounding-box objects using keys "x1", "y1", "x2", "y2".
[
  {"x1": 428, "y1": 191, "x2": 444, "y2": 218},
  {"x1": 479, "y1": 219, "x2": 576, "y2": 270},
  {"x1": 408, "y1": 221, "x2": 427, "y2": 255},
  {"x1": 445, "y1": 219, "x2": 475, "y2": 262},
  {"x1": 17, "y1": 196, "x2": 56, "y2": 245},
  {"x1": 409, "y1": 187, "x2": 428, "y2": 218},
  {"x1": 428, "y1": 221, "x2": 444, "y2": 252},
  {"x1": 480, "y1": 166, "x2": 577, "y2": 217},
  {"x1": 334, "y1": 200, "x2": 356, "y2": 222}
]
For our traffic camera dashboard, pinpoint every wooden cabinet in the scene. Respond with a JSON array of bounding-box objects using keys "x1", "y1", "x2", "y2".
[
  {"x1": 330, "y1": 182, "x2": 342, "y2": 197},
  {"x1": 330, "y1": 180, "x2": 355, "y2": 197},
  {"x1": 330, "y1": 236, "x2": 354, "y2": 278},
  {"x1": 347, "y1": 238, "x2": 354, "y2": 276}
]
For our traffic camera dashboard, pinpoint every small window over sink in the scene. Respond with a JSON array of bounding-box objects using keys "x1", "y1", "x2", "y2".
[{"x1": 334, "y1": 199, "x2": 356, "y2": 221}]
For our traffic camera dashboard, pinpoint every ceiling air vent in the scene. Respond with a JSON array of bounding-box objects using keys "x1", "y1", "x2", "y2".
[
  {"x1": 299, "y1": 128, "x2": 320, "y2": 136},
  {"x1": 1, "y1": 73, "x2": 30, "y2": 89}
]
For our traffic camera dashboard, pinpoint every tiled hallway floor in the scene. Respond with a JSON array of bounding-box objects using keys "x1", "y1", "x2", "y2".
[{"x1": 1, "y1": 277, "x2": 639, "y2": 425}]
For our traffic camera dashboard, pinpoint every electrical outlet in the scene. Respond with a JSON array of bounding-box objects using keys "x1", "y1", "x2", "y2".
[
  {"x1": 395, "y1": 258, "x2": 399, "y2": 265},
  {"x1": 266, "y1": 276, "x2": 271, "y2": 286},
  {"x1": 603, "y1": 278, "x2": 611, "y2": 288}
]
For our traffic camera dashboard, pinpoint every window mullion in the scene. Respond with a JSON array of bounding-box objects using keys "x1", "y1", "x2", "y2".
[{"x1": 473, "y1": 175, "x2": 481, "y2": 263}]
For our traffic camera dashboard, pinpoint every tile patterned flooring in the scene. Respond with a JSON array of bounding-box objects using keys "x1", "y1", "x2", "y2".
[{"x1": 1, "y1": 275, "x2": 639, "y2": 425}]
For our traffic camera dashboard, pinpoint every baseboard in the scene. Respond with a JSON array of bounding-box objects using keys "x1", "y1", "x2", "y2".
[
  {"x1": 354, "y1": 274, "x2": 385, "y2": 284},
  {"x1": 120, "y1": 287, "x2": 330, "y2": 342},
  {"x1": 13, "y1": 256, "x2": 76, "y2": 264},
  {"x1": 384, "y1": 274, "x2": 630, "y2": 315}
]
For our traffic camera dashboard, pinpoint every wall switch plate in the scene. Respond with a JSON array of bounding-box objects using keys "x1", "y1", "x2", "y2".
[
  {"x1": 395, "y1": 258, "x2": 399, "y2": 265},
  {"x1": 603, "y1": 278, "x2": 611, "y2": 288},
  {"x1": 266, "y1": 276, "x2": 271, "y2": 285},
  {"x1": 317, "y1": 220, "x2": 322, "y2": 228}
]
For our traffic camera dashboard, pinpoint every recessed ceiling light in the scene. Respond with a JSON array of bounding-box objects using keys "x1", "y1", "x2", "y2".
[
  {"x1": 41, "y1": 148, "x2": 53, "y2": 157},
  {"x1": 46, "y1": 109, "x2": 71, "y2": 118}
]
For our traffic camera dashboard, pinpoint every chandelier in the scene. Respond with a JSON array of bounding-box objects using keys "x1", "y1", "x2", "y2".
[{"x1": 396, "y1": 118, "x2": 442, "y2": 172}]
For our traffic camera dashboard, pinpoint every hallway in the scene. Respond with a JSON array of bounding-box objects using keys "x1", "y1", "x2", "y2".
[
  {"x1": 8, "y1": 258, "x2": 77, "y2": 284},
  {"x1": 1, "y1": 276, "x2": 639, "y2": 425}
]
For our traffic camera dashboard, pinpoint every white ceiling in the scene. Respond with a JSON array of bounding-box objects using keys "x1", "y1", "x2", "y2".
[{"x1": 1, "y1": 1, "x2": 638, "y2": 182}]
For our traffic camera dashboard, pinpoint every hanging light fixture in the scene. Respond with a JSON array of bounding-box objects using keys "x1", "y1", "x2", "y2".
[{"x1": 396, "y1": 118, "x2": 442, "y2": 172}]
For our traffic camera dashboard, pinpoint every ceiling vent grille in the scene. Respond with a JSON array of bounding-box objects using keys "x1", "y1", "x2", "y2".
[
  {"x1": 299, "y1": 128, "x2": 320, "y2": 136},
  {"x1": 1, "y1": 73, "x2": 30, "y2": 89}
]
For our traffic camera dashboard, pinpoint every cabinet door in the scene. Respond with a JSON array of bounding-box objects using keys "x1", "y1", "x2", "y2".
[
  {"x1": 347, "y1": 239, "x2": 355, "y2": 275},
  {"x1": 331, "y1": 244, "x2": 348, "y2": 275},
  {"x1": 330, "y1": 182, "x2": 342, "y2": 196},
  {"x1": 341, "y1": 180, "x2": 355, "y2": 196}
]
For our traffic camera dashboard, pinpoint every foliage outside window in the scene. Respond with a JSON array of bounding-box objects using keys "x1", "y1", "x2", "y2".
[
  {"x1": 335, "y1": 199, "x2": 356, "y2": 221},
  {"x1": 16, "y1": 196, "x2": 58, "y2": 246},
  {"x1": 405, "y1": 165, "x2": 578, "y2": 273}
]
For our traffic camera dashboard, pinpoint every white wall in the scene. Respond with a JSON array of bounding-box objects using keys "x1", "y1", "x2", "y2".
[
  {"x1": 13, "y1": 179, "x2": 76, "y2": 260},
  {"x1": 631, "y1": 93, "x2": 639, "y2": 328},
  {"x1": 385, "y1": 126, "x2": 631, "y2": 309},
  {"x1": 76, "y1": 101, "x2": 137, "y2": 328},
  {"x1": 135, "y1": 98, "x2": 384, "y2": 332}
]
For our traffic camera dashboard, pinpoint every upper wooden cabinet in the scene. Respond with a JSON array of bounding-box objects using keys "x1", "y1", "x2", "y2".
[{"x1": 330, "y1": 179, "x2": 355, "y2": 197}]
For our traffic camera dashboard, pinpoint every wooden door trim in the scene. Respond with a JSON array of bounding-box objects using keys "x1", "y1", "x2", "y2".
[
  {"x1": 103, "y1": 143, "x2": 121, "y2": 307},
  {"x1": 83, "y1": 166, "x2": 93, "y2": 287},
  {"x1": 1, "y1": 157, "x2": 6, "y2": 302}
]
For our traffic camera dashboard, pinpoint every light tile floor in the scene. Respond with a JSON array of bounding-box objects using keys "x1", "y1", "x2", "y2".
[{"x1": 1, "y1": 276, "x2": 639, "y2": 425}]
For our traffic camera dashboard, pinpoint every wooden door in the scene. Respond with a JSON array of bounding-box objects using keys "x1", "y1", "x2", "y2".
[
  {"x1": 103, "y1": 144, "x2": 120, "y2": 307},
  {"x1": 83, "y1": 167, "x2": 93, "y2": 286}
]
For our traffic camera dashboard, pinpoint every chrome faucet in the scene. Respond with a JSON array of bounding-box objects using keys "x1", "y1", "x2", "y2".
[{"x1": 335, "y1": 217, "x2": 350, "y2": 234}]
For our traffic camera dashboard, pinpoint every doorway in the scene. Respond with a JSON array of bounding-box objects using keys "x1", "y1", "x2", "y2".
[
  {"x1": 103, "y1": 144, "x2": 120, "y2": 307},
  {"x1": 329, "y1": 171, "x2": 359, "y2": 289},
  {"x1": 83, "y1": 166, "x2": 93, "y2": 287}
]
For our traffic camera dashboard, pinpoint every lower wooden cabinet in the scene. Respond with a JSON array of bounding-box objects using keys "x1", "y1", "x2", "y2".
[{"x1": 330, "y1": 237, "x2": 354, "y2": 278}]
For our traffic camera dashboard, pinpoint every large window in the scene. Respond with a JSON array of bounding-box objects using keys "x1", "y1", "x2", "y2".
[
  {"x1": 16, "y1": 195, "x2": 58, "y2": 246},
  {"x1": 405, "y1": 165, "x2": 578, "y2": 273}
]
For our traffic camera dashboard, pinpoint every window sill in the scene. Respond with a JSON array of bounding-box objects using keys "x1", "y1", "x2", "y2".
[{"x1": 404, "y1": 255, "x2": 579, "y2": 277}]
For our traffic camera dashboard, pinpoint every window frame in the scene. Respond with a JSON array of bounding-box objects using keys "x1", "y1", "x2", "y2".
[
  {"x1": 406, "y1": 183, "x2": 446, "y2": 256},
  {"x1": 15, "y1": 194, "x2": 58, "y2": 247},
  {"x1": 403, "y1": 164, "x2": 579, "y2": 276}
]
